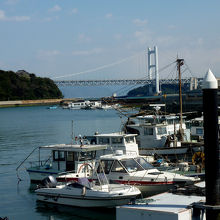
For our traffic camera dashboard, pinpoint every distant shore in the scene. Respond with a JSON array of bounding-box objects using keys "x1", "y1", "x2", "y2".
[{"x1": 0, "y1": 98, "x2": 80, "y2": 108}]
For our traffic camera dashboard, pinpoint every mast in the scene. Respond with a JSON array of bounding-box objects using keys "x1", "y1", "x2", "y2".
[{"x1": 177, "y1": 58, "x2": 184, "y2": 141}]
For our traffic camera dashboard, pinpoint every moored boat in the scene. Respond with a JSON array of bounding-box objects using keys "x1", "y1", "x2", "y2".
[
  {"x1": 35, "y1": 175, "x2": 141, "y2": 207},
  {"x1": 57, "y1": 150, "x2": 200, "y2": 197},
  {"x1": 17, "y1": 132, "x2": 139, "y2": 183},
  {"x1": 17, "y1": 143, "x2": 107, "y2": 183}
]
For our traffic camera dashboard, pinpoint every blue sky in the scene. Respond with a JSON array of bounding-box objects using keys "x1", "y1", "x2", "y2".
[{"x1": 0, "y1": 0, "x2": 220, "y2": 81}]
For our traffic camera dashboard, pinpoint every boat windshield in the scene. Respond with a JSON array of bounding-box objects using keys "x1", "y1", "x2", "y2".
[
  {"x1": 78, "y1": 151, "x2": 96, "y2": 161},
  {"x1": 134, "y1": 157, "x2": 154, "y2": 170},
  {"x1": 125, "y1": 136, "x2": 135, "y2": 143},
  {"x1": 120, "y1": 158, "x2": 144, "y2": 173}
]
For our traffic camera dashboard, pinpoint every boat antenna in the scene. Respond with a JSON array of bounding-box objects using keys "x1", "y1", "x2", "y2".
[
  {"x1": 71, "y1": 120, "x2": 74, "y2": 144},
  {"x1": 177, "y1": 58, "x2": 184, "y2": 141}
]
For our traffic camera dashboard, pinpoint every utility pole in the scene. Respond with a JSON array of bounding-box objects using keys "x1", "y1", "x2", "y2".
[{"x1": 177, "y1": 58, "x2": 184, "y2": 141}]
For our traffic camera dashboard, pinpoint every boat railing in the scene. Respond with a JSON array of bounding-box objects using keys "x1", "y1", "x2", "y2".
[
  {"x1": 28, "y1": 158, "x2": 52, "y2": 168},
  {"x1": 16, "y1": 146, "x2": 39, "y2": 181}
]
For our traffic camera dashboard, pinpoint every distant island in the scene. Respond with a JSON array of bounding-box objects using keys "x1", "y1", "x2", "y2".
[
  {"x1": 0, "y1": 70, "x2": 63, "y2": 101},
  {"x1": 127, "y1": 83, "x2": 199, "y2": 97}
]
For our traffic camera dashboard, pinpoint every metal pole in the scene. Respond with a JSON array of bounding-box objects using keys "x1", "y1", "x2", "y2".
[
  {"x1": 203, "y1": 69, "x2": 220, "y2": 219},
  {"x1": 71, "y1": 120, "x2": 74, "y2": 144},
  {"x1": 177, "y1": 58, "x2": 184, "y2": 141}
]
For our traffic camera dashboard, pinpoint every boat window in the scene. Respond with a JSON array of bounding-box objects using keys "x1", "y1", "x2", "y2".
[
  {"x1": 53, "y1": 151, "x2": 59, "y2": 161},
  {"x1": 112, "y1": 137, "x2": 123, "y2": 144},
  {"x1": 78, "y1": 151, "x2": 96, "y2": 161},
  {"x1": 125, "y1": 136, "x2": 135, "y2": 143},
  {"x1": 59, "y1": 151, "x2": 65, "y2": 161},
  {"x1": 98, "y1": 137, "x2": 110, "y2": 144},
  {"x1": 157, "y1": 127, "x2": 167, "y2": 135},
  {"x1": 120, "y1": 158, "x2": 144, "y2": 172},
  {"x1": 111, "y1": 161, "x2": 127, "y2": 173},
  {"x1": 143, "y1": 118, "x2": 154, "y2": 124},
  {"x1": 196, "y1": 128, "x2": 203, "y2": 135},
  {"x1": 67, "y1": 152, "x2": 74, "y2": 161},
  {"x1": 144, "y1": 128, "x2": 153, "y2": 135},
  {"x1": 97, "y1": 160, "x2": 114, "y2": 174},
  {"x1": 53, "y1": 151, "x2": 65, "y2": 161},
  {"x1": 192, "y1": 120, "x2": 203, "y2": 127},
  {"x1": 135, "y1": 157, "x2": 154, "y2": 170}
]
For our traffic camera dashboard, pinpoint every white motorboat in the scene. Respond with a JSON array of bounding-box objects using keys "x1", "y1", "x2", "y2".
[
  {"x1": 57, "y1": 151, "x2": 200, "y2": 197},
  {"x1": 67, "y1": 100, "x2": 102, "y2": 110},
  {"x1": 16, "y1": 143, "x2": 107, "y2": 183},
  {"x1": 35, "y1": 175, "x2": 141, "y2": 207}
]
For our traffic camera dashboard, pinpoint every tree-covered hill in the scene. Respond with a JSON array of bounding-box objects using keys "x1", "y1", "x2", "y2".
[
  {"x1": 0, "y1": 70, "x2": 63, "y2": 101},
  {"x1": 127, "y1": 83, "x2": 192, "y2": 97}
]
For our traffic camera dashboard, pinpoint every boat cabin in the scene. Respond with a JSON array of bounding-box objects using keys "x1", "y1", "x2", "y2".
[
  {"x1": 85, "y1": 132, "x2": 139, "y2": 156},
  {"x1": 126, "y1": 114, "x2": 190, "y2": 149},
  {"x1": 189, "y1": 116, "x2": 220, "y2": 141},
  {"x1": 42, "y1": 144, "x2": 108, "y2": 172},
  {"x1": 96, "y1": 153, "x2": 155, "y2": 175},
  {"x1": 25, "y1": 144, "x2": 107, "y2": 183},
  {"x1": 136, "y1": 115, "x2": 187, "y2": 134}
]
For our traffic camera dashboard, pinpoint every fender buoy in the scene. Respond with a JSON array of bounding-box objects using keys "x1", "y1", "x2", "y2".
[
  {"x1": 81, "y1": 186, "x2": 86, "y2": 196},
  {"x1": 192, "y1": 151, "x2": 205, "y2": 166}
]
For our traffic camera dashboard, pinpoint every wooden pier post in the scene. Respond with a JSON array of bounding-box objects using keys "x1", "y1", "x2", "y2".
[{"x1": 203, "y1": 69, "x2": 220, "y2": 219}]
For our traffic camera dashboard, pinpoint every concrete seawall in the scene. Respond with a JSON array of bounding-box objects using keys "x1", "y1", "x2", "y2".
[
  {"x1": 0, "y1": 99, "x2": 62, "y2": 107},
  {"x1": 0, "y1": 98, "x2": 85, "y2": 107}
]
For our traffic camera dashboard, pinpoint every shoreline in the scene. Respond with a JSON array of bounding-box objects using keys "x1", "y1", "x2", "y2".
[{"x1": 0, "y1": 98, "x2": 80, "y2": 108}]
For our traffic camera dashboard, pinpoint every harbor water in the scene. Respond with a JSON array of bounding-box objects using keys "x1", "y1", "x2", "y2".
[{"x1": 0, "y1": 106, "x2": 126, "y2": 219}]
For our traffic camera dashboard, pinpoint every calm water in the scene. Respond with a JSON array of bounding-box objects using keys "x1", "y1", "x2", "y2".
[{"x1": 0, "y1": 106, "x2": 126, "y2": 220}]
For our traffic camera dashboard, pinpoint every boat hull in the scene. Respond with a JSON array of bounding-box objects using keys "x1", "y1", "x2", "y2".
[
  {"x1": 36, "y1": 184, "x2": 140, "y2": 207},
  {"x1": 36, "y1": 193, "x2": 136, "y2": 207},
  {"x1": 56, "y1": 176, "x2": 176, "y2": 197},
  {"x1": 139, "y1": 145, "x2": 204, "y2": 156}
]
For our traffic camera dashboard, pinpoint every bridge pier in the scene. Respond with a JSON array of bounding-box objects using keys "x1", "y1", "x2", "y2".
[{"x1": 148, "y1": 46, "x2": 160, "y2": 95}]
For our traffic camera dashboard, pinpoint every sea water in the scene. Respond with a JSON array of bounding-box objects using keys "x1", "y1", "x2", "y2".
[{"x1": 0, "y1": 106, "x2": 126, "y2": 220}]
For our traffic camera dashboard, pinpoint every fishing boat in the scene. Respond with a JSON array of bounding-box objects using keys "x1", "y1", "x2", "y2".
[
  {"x1": 57, "y1": 150, "x2": 200, "y2": 197},
  {"x1": 35, "y1": 174, "x2": 141, "y2": 207},
  {"x1": 16, "y1": 143, "x2": 107, "y2": 183},
  {"x1": 124, "y1": 107, "x2": 203, "y2": 157}
]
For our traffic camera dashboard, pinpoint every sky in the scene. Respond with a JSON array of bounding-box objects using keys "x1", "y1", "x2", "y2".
[{"x1": 1, "y1": 0, "x2": 220, "y2": 81}]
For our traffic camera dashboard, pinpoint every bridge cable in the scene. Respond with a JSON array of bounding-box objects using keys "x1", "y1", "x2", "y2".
[
  {"x1": 113, "y1": 60, "x2": 177, "y2": 95},
  {"x1": 52, "y1": 53, "x2": 144, "y2": 79}
]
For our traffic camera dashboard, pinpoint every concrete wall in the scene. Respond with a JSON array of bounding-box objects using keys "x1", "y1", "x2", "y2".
[{"x1": 0, "y1": 99, "x2": 62, "y2": 107}]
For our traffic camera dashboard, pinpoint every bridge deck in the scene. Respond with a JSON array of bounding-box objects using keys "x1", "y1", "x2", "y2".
[{"x1": 55, "y1": 78, "x2": 203, "y2": 86}]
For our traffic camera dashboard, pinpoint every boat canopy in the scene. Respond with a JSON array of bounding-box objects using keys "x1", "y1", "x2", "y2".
[
  {"x1": 94, "y1": 132, "x2": 137, "y2": 137},
  {"x1": 39, "y1": 144, "x2": 107, "y2": 152}
]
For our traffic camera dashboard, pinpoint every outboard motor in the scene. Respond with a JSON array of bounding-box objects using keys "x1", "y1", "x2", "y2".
[{"x1": 41, "y1": 176, "x2": 57, "y2": 188}]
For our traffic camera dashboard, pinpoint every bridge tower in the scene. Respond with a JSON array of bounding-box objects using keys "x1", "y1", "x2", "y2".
[{"x1": 148, "y1": 46, "x2": 160, "y2": 94}]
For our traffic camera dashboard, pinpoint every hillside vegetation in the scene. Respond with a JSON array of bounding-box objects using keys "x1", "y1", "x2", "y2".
[
  {"x1": 127, "y1": 84, "x2": 192, "y2": 97},
  {"x1": 0, "y1": 70, "x2": 63, "y2": 101}
]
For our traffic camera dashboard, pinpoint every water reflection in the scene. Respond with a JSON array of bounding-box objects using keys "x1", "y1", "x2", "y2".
[
  {"x1": 36, "y1": 201, "x2": 115, "y2": 220},
  {"x1": 0, "y1": 107, "x2": 122, "y2": 219}
]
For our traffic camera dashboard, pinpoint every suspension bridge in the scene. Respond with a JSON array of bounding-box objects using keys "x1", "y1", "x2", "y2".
[
  {"x1": 53, "y1": 46, "x2": 202, "y2": 92},
  {"x1": 54, "y1": 78, "x2": 203, "y2": 86}
]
